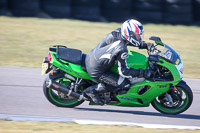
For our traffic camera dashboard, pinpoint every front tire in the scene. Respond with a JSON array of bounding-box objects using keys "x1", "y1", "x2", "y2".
[
  {"x1": 151, "y1": 80, "x2": 193, "y2": 115},
  {"x1": 43, "y1": 73, "x2": 84, "y2": 108}
]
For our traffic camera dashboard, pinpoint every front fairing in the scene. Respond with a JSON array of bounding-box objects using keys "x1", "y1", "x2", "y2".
[
  {"x1": 113, "y1": 43, "x2": 184, "y2": 107},
  {"x1": 160, "y1": 44, "x2": 183, "y2": 78}
]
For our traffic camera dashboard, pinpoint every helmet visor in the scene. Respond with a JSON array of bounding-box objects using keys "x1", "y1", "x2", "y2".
[
  {"x1": 135, "y1": 32, "x2": 144, "y2": 42},
  {"x1": 129, "y1": 31, "x2": 144, "y2": 42}
]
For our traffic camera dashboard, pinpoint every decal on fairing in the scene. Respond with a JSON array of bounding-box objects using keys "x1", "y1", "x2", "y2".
[
  {"x1": 59, "y1": 66, "x2": 72, "y2": 72},
  {"x1": 119, "y1": 97, "x2": 136, "y2": 101}
]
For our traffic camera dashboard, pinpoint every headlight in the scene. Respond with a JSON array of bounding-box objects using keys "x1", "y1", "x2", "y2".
[{"x1": 176, "y1": 58, "x2": 180, "y2": 65}]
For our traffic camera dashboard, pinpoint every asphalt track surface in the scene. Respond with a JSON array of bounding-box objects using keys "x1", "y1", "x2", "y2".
[{"x1": 0, "y1": 66, "x2": 200, "y2": 127}]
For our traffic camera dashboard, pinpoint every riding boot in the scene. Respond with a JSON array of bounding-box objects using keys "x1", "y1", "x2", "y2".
[{"x1": 84, "y1": 83, "x2": 106, "y2": 105}]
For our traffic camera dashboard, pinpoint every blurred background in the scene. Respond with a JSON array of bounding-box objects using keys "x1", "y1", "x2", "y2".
[
  {"x1": 0, "y1": 0, "x2": 200, "y2": 78},
  {"x1": 0, "y1": 0, "x2": 200, "y2": 25},
  {"x1": 0, "y1": 1, "x2": 199, "y2": 132}
]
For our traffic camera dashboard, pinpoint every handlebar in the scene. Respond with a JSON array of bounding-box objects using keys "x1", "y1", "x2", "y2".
[{"x1": 147, "y1": 44, "x2": 161, "y2": 56}]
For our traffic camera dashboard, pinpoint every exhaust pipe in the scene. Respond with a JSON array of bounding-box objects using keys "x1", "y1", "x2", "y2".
[{"x1": 46, "y1": 80, "x2": 86, "y2": 101}]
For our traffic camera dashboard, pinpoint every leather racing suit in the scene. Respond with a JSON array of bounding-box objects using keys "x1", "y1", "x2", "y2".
[{"x1": 85, "y1": 28, "x2": 149, "y2": 92}]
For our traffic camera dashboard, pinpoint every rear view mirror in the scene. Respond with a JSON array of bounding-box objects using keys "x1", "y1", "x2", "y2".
[
  {"x1": 149, "y1": 36, "x2": 164, "y2": 46},
  {"x1": 149, "y1": 36, "x2": 162, "y2": 42}
]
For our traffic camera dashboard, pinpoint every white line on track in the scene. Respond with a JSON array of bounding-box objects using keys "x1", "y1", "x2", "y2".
[{"x1": 0, "y1": 114, "x2": 199, "y2": 130}]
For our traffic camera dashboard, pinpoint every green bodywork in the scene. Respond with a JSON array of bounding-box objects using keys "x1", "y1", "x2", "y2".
[
  {"x1": 49, "y1": 47, "x2": 92, "y2": 80},
  {"x1": 48, "y1": 46, "x2": 182, "y2": 107}
]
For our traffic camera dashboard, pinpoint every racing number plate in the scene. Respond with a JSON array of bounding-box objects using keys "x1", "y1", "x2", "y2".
[{"x1": 41, "y1": 63, "x2": 49, "y2": 75}]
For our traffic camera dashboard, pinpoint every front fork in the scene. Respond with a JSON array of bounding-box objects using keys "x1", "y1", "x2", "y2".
[
  {"x1": 160, "y1": 85, "x2": 176, "y2": 105},
  {"x1": 165, "y1": 92, "x2": 173, "y2": 105}
]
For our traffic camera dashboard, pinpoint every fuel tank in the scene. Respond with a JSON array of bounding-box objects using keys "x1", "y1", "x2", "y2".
[
  {"x1": 110, "y1": 51, "x2": 148, "y2": 73},
  {"x1": 127, "y1": 51, "x2": 148, "y2": 69}
]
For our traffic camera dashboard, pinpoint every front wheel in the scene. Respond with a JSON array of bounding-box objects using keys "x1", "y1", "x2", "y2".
[
  {"x1": 151, "y1": 80, "x2": 193, "y2": 115},
  {"x1": 43, "y1": 73, "x2": 84, "y2": 108}
]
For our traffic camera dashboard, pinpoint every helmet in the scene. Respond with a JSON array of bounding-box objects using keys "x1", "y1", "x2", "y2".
[{"x1": 121, "y1": 19, "x2": 144, "y2": 46}]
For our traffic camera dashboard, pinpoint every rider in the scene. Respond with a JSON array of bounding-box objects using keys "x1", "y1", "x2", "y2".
[{"x1": 84, "y1": 19, "x2": 154, "y2": 105}]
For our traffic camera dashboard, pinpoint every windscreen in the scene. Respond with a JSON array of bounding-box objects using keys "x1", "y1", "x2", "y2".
[{"x1": 159, "y1": 44, "x2": 181, "y2": 65}]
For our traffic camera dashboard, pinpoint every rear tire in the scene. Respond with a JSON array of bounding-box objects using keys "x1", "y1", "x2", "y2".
[
  {"x1": 43, "y1": 72, "x2": 84, "y2": 108},
  {"x1": 151, "y1": 81, "x2": 193, "y2": 115}
]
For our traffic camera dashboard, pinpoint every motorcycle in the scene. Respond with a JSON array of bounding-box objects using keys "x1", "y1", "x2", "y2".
[{"x1": 42, "y1": 36, "x2": 193, "y2": 115}]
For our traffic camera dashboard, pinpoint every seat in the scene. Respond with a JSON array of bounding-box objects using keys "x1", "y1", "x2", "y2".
[
  {"x1": 56, "y1": 47, "x2": 87, "y2": 72},
  {"x1": 57, "y1": 47, "x2": 82, "y2": 65}
]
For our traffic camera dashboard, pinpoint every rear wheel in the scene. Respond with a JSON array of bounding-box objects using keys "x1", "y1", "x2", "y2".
[
  {"x1": 43, "y1": 73, "x2": 84, "y2": 108},
  {"x1": 151, "y1": 81, "x2": 193, "y2": 114}
]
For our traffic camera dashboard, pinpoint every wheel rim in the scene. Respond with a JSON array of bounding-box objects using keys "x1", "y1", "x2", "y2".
[
  {"x1": 48, "y1": 78, "x2": 79, "y2": 106},
  {"x1": 153, "y1": 86, "x2": 189, "y2": 114}
]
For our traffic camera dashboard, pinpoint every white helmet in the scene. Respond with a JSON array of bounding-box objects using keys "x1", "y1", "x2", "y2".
[{"x1": 121, "y1": 19, "x2": 144, "y2": 46}]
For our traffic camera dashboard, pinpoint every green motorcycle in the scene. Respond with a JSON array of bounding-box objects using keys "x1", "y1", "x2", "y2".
[{"x1": 42, "y1": 36, "x2": 193, "y2": 115}]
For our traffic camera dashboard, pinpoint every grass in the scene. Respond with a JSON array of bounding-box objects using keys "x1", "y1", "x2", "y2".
[
  {"x1": 0, "y1": 120, "x2": 200, "y2": 133},
  {"x1": 0, "y1": 16, "x2": 200, "y2": 78}
]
